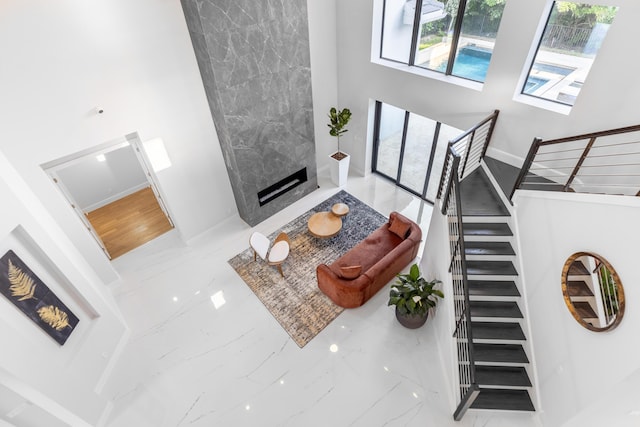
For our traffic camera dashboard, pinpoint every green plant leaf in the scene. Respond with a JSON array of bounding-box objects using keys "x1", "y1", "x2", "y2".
[{"x1": 409, "y1": 264, "x2": 420, "y2": 281}]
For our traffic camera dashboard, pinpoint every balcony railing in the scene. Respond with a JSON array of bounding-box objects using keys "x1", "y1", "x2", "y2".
[{"x1": 510, "y1": 124, "x2": 640, "y2": 199}]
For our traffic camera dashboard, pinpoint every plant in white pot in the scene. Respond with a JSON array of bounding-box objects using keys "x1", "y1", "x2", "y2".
[
  {"x1": 327, "y1": 106, "x2": 352, "y2": 187},
  {"x1": 388, "y1": 263, "x2": 444, "y2": 329}
]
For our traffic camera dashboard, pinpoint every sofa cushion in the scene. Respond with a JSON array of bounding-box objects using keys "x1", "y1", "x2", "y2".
[
  {"x1": 389, "y1": 216, "x2": 411, "y2": 239},
  {"x1": 339, "y1": 265, "x2": 362, "y2": 280}
]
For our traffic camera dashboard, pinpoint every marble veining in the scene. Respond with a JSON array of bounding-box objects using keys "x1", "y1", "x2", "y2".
[
  {"x1": 181, "y1": 0, "x2": 317, "y2": 226},
  {"x1": 102, "y1": 173, "x2": 543, "y2": 427}
]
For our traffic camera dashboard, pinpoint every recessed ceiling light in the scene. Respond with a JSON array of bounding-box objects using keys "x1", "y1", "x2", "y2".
[{"x1": 329, "y1": 344, "x2": 338, "y2": 353}]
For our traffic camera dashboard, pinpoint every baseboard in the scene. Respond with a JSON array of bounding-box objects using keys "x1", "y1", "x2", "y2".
[
  {"x1": 84, "y1": 183, "x2": 149, "y2": 212},
  {"x1": 484, "y1": 146, "x2": 524, "y2": 168}
]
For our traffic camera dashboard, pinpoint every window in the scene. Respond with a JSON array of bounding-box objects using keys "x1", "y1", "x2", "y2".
[
  {"x1": 372, "y1": 101, "x2": 462, "y2": 202},
  {"x1": 522, "y1": 2, "x2": 618, "y2": 106},
  {"x1": 380, "y1": 0, "x2": 506, "y2": 83}
]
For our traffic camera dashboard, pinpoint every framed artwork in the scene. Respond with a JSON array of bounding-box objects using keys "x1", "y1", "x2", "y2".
[{"x1": 0, "y1": 250, "x2": 79, "y2": 345}]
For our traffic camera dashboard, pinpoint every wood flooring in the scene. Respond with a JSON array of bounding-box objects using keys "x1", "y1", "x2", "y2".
[{"x1": 86, "y1": 187, "x2": 173, "y2": 259}]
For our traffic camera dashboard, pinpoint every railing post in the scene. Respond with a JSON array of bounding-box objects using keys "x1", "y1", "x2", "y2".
[
  {"x1": 509, "y1": 137, "x2": 542, "y2": 200},
  {"x1": 437, "y1": 143, "x2": 454, "y2": 200},
  {"x1": 453, "y1": 385, "x2": 480, "y2": 421},
  {"x1": 440, "y1": 156, "x2": 455, "y2": 214},
  {"x1": 480, "y1": 110, "x2": 500, "y2": 160},
  {"x1": 564, "y1": 137, "x2": 596, "y2": 191}
]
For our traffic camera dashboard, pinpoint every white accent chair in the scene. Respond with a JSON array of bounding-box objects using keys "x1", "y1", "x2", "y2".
[{"x1": 249, "y1": 231, "x2": 290, "y2": 277}]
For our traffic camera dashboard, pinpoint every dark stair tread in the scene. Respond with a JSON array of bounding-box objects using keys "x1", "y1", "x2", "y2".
[
  {"x1": 465, "y1": 241, "x2": 515, "y2": 256},
  {"x1": 568, "y1": 261, "x2": 590, "y2": 275},
  {"x1": 467, "y1": 261, "x2": 518, "y2": 276},
  {"x1": 566, "y1": 280, "x2": 594, "y2": 296},
  {"x1": 460, "y1": 168, "x2": 511, "y2": 217},
  {"x1": 471, "y1": 322, "x2": 526, "y2": 341},
  {"x1": 464, "y1": 222, "x2": 513, "y2": 237},
  {"x1": 473, "y1": 343, "x2": 529, "y2": 364},
  {"x1": 573, "y1": 301, "x2": 597, "y2": 318},
  {"x1": 470, "y1": 301, "x2": 523, "y2": 319},
  {"x1": 484, "y1": 157, "x2": 520, "y2": 202},
  {"x1": 471, "y1": 389, "x2": 535, "y2": 411},
  {"x1": 468, "y1": 280, "x2": 520, "y2": 297},
  {"x1": 475, "y1": 366, "x2": 532, "y2": 387}
]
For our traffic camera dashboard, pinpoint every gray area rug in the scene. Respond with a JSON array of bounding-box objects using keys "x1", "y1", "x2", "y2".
[{"x1": 228, "y1": 190, "x2": 387, "y2": 347}]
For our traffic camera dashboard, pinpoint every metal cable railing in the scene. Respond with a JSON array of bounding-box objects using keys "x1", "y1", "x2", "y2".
[
  {"x1": 437, "y1": 110, "x2": 500, "y2": 210},
  {"x1": 445, "y1": 156, "x2": 480, "y2": 420},
  {"x1": 510, "y1": 124, "x2": 640, "y2": 199},
  {"x1": 436, "y1": 112, "x2": 500, "y2": 419}
]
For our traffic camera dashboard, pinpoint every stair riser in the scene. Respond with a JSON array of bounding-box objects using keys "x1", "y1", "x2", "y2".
[
  {"x1": 466, "y1": 254, "x2": 517, "y2": 262},
  {"x1": 473, "y1": 338, "x2": 527, "y2": 345},
  {"x1": 463, "y1": 236, "x2": 514, "y2": 243},
  {"x1": 469, "y1": 296, "x2": 521, "y2": 303},
  {"x1": 461, "y1": 216, "x2": 512, "y2": 224},
  {"x1": 473, "y1": 384, "x2": 533, "y2": 391},
  {"x1": 468, "y1": 274, "x2": 518, "y2": 282}
]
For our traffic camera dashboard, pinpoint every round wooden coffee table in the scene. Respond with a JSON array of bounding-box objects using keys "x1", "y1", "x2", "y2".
[
  {"x1": 308, "y1": 212, "x2": 342, "y2": 238},
  {"x1": 331, "y1": 203, "x2": 349, "y2": 217}
]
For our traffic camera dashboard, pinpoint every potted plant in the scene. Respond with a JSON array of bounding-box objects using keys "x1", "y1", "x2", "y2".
[
  {"x1": 327, "y1": 107, "x2": 352, "y2": 187},
  {"x1": 388, "y1": 263, "x2": 444, "y2": 329}
]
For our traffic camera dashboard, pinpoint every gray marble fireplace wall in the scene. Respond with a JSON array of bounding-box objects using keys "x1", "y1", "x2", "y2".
[{"x1": 180, "y1": 0, "x2": 317, "y2": 226}]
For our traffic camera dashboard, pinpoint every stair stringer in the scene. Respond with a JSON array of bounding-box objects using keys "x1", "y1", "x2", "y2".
[{"x1": 472, "y1": 160, "x2": 542, "y2": 413}]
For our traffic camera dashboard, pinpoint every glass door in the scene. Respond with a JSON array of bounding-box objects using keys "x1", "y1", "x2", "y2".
[{"x1": 372, "y1": 101, "x2": 461, "y2": 203}]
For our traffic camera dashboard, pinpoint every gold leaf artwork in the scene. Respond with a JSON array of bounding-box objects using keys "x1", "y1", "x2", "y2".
[
  {"x1": 37, "y1": 305, "x2": 70, "y2": 331},
  {"x1": 8, "y1": 259, "x2": 36, "y2": 301}
]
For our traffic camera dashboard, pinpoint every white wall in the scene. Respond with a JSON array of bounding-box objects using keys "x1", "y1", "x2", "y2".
[
  {"x1": 331, "y1": 0, "x2": 640, "y2": 178},
  {"x1": 0, "y1": 0, "x2": 236, "y2": 284},
  {"x1": 0, "y1": 151, "x2": 128, "y2": 426},
  {"x1": 308, "y1": 0, "x2": 339, "y2": 171},
  {"x1": 55, "y1": 145, "x2": 148, "y2": 212},
  {"x1": 420, "y1": 207, "x2": 460, "y2": 412},
  {"x1": 514, "y1": 191, "x2": 640, "y2": 427}
]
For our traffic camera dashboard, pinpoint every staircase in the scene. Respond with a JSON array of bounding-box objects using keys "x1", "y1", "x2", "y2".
[
  {"x1": 565, "y1": 258, "x2": 598, "y2": 325},
  {"x1": 458, "y1": 165, "x2": 535, "y2": 412},
  {"x1": 440, "y1": 114, "x2": 640, "y2": 420}
]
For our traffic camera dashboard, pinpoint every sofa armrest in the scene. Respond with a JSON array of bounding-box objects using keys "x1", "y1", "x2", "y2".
[{"x1": 316, "y1": 264, "x2": 372, "y2": 308}]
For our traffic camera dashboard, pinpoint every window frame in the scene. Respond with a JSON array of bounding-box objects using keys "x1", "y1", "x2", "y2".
[
  {"x1": 371, "y1": 101, "x2": 442, "y2": 203},
  {"x1": 379, "y1": 0, "x2": 494, "y2": 82},
  {"x1": 519, "y1": 0, "x2": 618, "y2": 108}
]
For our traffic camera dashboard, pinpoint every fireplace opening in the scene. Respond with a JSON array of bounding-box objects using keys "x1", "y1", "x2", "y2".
[{"x1": 257, "y1": 167, "x2": 308, "y2": 207}]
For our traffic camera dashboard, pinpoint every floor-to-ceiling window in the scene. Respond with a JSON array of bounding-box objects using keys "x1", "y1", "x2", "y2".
[
  {"x1": 372, "y1": 101, "x2": 462, "y2": 203},
  {"x1": 380, "y1": 0, "x2": 506, "y2": 83}
]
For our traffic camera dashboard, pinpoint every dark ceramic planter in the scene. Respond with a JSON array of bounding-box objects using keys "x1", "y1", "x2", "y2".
[{"x1": 395, "y1": 306, "x2": 428, "y2": 329}]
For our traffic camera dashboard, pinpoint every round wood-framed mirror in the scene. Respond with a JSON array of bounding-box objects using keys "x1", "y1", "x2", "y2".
[{"x1": 561, "y1": 252, "x2": 625, "y2": 332}]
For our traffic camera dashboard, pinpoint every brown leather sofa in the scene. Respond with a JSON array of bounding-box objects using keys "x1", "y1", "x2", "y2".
[{"x1": 316, "y1": 211, "x2": 422, "y2": 308}]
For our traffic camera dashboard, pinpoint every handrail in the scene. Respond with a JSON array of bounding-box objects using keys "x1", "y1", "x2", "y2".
[
  {"x1": 442, "y1": 154, "x2": 479, "y2": 420},
  {"x1": 437, "y1": 110, "x2": 500, "y2": 208},
  {"x1": 510, "y1": 124, "x2": 640, "y2": 199},
  {"x1": 435, "y1": 111, "x2": 501, "y2": 420}
]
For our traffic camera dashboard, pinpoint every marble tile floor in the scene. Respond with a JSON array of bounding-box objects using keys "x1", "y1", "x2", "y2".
[{"x1": 102, "y1": 172, "x2": 542, "y2": 427}]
